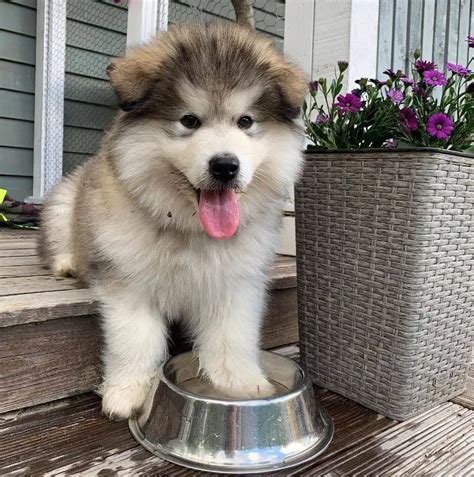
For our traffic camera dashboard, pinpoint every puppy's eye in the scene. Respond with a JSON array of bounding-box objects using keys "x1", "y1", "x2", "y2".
[
  {"x1": 237, "y1": 116, "x2": 253, "y2": 129},
  {"x1": 180, "y1": 115, "x2": 201, "y2": 129}
]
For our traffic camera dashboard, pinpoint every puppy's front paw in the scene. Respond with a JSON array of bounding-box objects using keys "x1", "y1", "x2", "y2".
[
  {"x1": 212, "y1": 373, "x2": 277, "y2": 399},
  {"x1": 100, "y1": 380, "x2": 151, "y2": 420}
]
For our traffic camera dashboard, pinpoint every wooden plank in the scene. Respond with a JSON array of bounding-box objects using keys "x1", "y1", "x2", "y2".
[
  {"x1": 64, "y1": 73, "x2": 117, "y2": 107},
  {"x1": 63, "y1": 126, "x2": 103, "y2": 155},
  {"x1": 0, "y1": 239, "x2": 37, "y2": 248},
  {"x1": 0, "y1": 386, "x2": 397, "y2": 475},
  {"x1": 0, "y1": 249, "x2": 37, "y2": 257},
  {"x1": 0, "y1": 288, "x2": 97, "y2": 327},
  {"x1": 303, "y1": 403, "x2": 473, "y2": 475},
  {"x1": 0, "y1": 118, "x2": 34, "y2": 148},
  {"x1": 0, "y1": 255, "x2": 43, "y2": 266},
  {"x1": 377, "y1": 0, "x2": 394, "y2": 77},
  {"x1": 262, "y1": 288, "x2": 298, "y2": 349},
  {"x1": 433, "y1": 0, "x2": 449, "y2": 69},
  {"x1": 0, "y1": 176, "x2": 32, "y2": 201},
  {"x1": 407, "y1": 0, "x2": 423, "y2": 62},
  {"x1": 0, "y1": 60, "x2": 35, "y2": 94},
  {"x1": 0, "y1": 265, "x2": 49, "y2": 279},
  {"x1": 458, "y1": 0, "x2": 472, "y2": 65},
  {"x1": 421, "y1": 0, "x2": 436, "y2": 59},
  {"x1": 64, "y1": 100, "x2": 116, "y2": 130},
  {"x1": 0, "y1": 147, "x2": 33, "y2": 176},
  {"x1": 66, "y1": 19, "x2": 126, "y2": 57},
  {"x1": 0, "y1": 289, "x2": 296, "y2": 412},
  {"x1": 0, "y1": 89, "x2": 34, "y2": 121},
  {"x1": 446, "y1": 0, "x2": 460, "y2": 64},
  {"x1": 0, "y1": 2, "x2": 36, "y2": 37},
  {"x1": 392, "y1": 0, "x2": 409, "y2": 72},
  {"x1": 0, "y1": 315, "x2": 102, "y2": 413},
  {"x1": 0, "y1": 276, "x2": 80, "y2": 296},
  {"x1": 0, "y1": 31, "x2": 36, "y2": 65}
]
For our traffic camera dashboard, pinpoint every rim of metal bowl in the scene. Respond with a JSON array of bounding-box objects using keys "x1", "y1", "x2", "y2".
[
  {"x1": 157, "y1": 351, "x2": 309, "y2": 405},
  {"x1": 129, "y1": 406, "x2": 334, "y2": 474}
]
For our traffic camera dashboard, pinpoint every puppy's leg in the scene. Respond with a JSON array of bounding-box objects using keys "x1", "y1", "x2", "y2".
[
  {"x1": 99, "y1": 290, "x2": 167, "y2": 420},
  {"x1": 195, "y1": 281, "x2": 275, "y2": 398}
]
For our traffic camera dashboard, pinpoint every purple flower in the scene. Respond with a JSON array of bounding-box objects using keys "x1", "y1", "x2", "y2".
[
  {"x1": 423, "y1": 70, "x2": 447, "y2": 87},
  {"x1": 385, "y1": 139, "x2": 398, "y2": 148},
  {"x1": 401, "y1": 77, "x2": 415, "y2": 86},
  {"x1": 386, "y1": 89, "x2": 403, "y2": 104},
  {"x1": 399, "y1": 107, "x2": 418, "y2": 131},
  {"x1": 415, "y1": 60, "x2": 437, "y2": 74},
  {"x1": 335, "y1": 93, "x2": 363, "y2": 114},
  {"x1": 383, "y1": 68, "x2": 397, "y2": 79},
  {"x1": 467, "y1": 35, "x2": 474, "y2": 48},
  {"x1": 309, "y1": 80, "x2": 319, "y2": 93},
  {"x1": 467, "y1": 82, "x2": 474, "y2": 94},
  {"x1": 351, "y1": 88, "x2": 363, "y2": 98},
  {"x1": 413, "y1": 85, "x2": 427, "y2": 98},
  {"x1": 370, "y1": 78, "x2": 387, "y2": 87},
  {"x1": 314, "y1": 113, "x2": 329, "y2": 124},
  {"x1": 446, "y1": 63, "x2": 470, "y2": 76},
  {"x1": 426, "y1": 113, "x2": 454, "y2": 141}
]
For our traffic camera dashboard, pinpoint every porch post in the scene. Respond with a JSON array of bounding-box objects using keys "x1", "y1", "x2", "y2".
[
  {"x1": 29, "y1": 0, "x2": 66, "y2": 203},
  {"x1": 279, "y1": 0, "x2": 316, "y2": 256},
  {"x1": 126, "y1": 0, "x2": 163, "y2": 49}
]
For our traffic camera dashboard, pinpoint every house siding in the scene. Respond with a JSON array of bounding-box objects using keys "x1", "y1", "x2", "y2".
[
  {"x1": 0, "y1": 0, "x2": 36, "y2": 200},
  {"x1": 377, "y1": 0, "x2": 474, "y2": 77}
]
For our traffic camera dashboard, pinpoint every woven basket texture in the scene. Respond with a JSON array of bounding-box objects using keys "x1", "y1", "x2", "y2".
[{"x1": 295, "y1": 150, "x2": 474, "y2": 420}]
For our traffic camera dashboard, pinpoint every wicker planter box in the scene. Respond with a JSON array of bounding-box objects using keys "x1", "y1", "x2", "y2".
[{"x1": 295, "y1": 149, "x2": 474, "y2": 420}]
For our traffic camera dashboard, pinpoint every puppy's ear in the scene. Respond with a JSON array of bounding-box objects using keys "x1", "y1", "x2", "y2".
[
  {"x1": 274, "y1": 62, "x2": 308, "y2": 119},
  {"x1": 106, "y1": 54, "x2": 157, "y2": 111}
]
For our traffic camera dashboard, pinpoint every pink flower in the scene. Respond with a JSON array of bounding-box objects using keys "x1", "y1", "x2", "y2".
[
  {"x1": 446, "y1": 63, "x2": 470, "y2": 76},
  {"x1": 335, "y1": 93, "x2": 363, "y2": 114},
  {"x1": 385, "y1": 139, "x2": 397, "y2": 148},
  {"x1": 426, "y1": 113, "x2": 454, "y2": 141},
  {"x1": 423, "y1": 70, "x2": 447, "y2": 87},
  {"x1": 399, "y1": 107, "x2": 418, "y2": 131},
  {"x1": 386, "y1": 89, "x2": 403, "y2": 104}
]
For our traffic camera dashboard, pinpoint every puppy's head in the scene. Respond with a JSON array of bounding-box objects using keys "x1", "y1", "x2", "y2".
[{"x1": 108, "y1": 23, "x2": 306, "y2": 239}]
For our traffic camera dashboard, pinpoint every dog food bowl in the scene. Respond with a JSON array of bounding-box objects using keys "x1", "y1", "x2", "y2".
[{"x1": 129, "y1": 351, "x2": 334, "y2": 474}]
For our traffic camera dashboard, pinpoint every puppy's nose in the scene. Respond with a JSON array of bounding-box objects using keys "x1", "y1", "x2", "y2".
[{"x1": 209, "y1": 154, "x2": 240, "y2": 182}]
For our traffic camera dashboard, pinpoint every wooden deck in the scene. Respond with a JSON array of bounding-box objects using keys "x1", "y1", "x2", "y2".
[{"x1": 0, "y1": 228, "x2": 473, "y2": 475}]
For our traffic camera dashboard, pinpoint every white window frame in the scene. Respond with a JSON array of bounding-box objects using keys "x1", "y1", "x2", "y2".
[{"x1": 28, "y1": 0, "x2": 66, "y2": 204}]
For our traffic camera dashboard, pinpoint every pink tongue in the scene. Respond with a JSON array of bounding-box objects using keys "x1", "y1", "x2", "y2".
[{"x1": 198, "y1": 189, "x2": 240, "y2": 239}]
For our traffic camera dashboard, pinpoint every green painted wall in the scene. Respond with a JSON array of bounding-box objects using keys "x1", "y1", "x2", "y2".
[{"x1": 0, "y1": 0, "x2": 36, "y2": 200}]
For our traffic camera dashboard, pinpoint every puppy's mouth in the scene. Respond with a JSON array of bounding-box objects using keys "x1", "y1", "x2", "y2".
[{"x1": 196, "y1": 188, "x2": 240, "y2": 240}]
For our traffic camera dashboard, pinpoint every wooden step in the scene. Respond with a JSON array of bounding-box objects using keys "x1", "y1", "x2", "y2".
[
  {"x1": 0, "y1": 229, "x2": 298, "y2": 413},
  {"x1": 1, "y1": 360, "x2": 472, "y2": 476}
]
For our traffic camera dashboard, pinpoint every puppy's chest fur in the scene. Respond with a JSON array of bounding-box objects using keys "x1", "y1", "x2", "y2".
[{"x1": 89, "y1": 205, "x2": 279, "y2": 319}]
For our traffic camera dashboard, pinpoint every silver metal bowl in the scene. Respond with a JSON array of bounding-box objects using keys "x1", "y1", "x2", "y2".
[{"x1": 129, "y1": 351, "x2": 334, "y2": 474}]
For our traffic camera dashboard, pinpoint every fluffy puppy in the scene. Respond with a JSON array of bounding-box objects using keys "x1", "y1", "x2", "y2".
[{"x1": 39, "y1": 22, "x2": 306, "y2": 419}]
